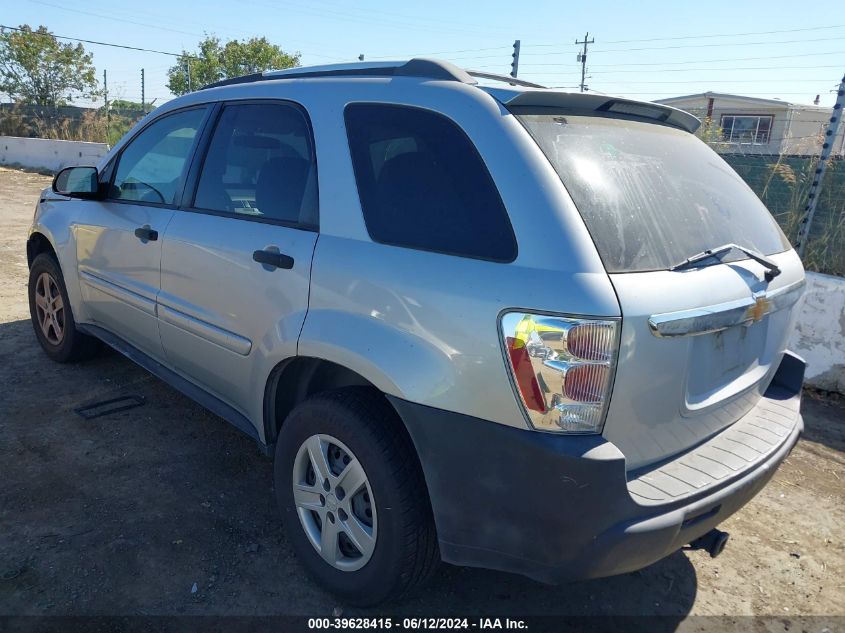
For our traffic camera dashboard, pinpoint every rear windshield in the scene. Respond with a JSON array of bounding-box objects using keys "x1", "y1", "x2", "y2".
[{"x1": 516, "y1": 114, "x2": 791, "y2": 273}]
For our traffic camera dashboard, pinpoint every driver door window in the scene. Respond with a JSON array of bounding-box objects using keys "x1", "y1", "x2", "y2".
[{"x1": 110, "y1": 107, "x2": 207, "y2": 205}]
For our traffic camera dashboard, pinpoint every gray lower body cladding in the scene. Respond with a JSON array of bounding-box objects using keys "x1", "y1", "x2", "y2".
[{"x1": 390, "y1": 351, "x2": 804, "y2": 584}]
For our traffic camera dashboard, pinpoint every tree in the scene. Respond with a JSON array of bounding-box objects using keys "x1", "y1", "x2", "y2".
[
  {"x1": 167, "y1": 36, "x2": 300, "y2": 96},
  {"x1": 109, "y1": 99, "x2": 154, "y2": 113},
  {"x1": 0, "y1": 25, "x2": 98, "y2": 106}
]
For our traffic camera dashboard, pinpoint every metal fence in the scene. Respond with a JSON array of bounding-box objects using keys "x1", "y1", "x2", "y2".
[{"x1": 722, "y1": 154, "x2": 844, "y2": 277}]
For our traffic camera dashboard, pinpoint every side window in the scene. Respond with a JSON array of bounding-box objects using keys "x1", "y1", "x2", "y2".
[
  {"x1": 344, "y1": 104, "x2": 516, "y2": 262},
  {"x1": 111, "y1": 108, "x2": 207, "y2": 205},
  {"x1": 193, "y1": 102, "x2": 318, "y2": 228}
]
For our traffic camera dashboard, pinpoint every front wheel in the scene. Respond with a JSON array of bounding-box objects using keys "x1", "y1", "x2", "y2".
[
  {"x1": 274, "y1": 388, "x2": 439, "y2": 605},
  {"x1": 28, "y1": 252, "x2": 99, "y2": 363}
]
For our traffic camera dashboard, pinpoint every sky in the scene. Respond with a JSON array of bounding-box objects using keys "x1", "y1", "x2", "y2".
[{"x1": 3, "y1": 0, "x2": 844, "y2": 109}]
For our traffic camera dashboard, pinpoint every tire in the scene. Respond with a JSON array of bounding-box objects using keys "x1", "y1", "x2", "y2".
[
  {"x1": 28, "y1": 252, "x2": 100, "y2": 363},
  {"x1": 274, "y1": 388, "x2": 439, "y2": 605}
]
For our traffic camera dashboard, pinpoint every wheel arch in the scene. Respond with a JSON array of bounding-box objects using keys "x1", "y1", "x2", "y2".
[
  {"x1": 27, "y1": 231, "x2": 59, "y2": 268},
  {"x1": 264, "y1": 356, "x2": 440, "y2": 575},
  {"x1": 262, "y1": 356, "x2": 438, "y2": 521},
  {"x1": 263, "y1": 356, "x2": 385, "y2": 446}
]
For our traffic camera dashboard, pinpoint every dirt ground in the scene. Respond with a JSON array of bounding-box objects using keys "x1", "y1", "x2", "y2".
[{"x1": 0, "y1": 165, "x2": 843, "y2": 622}]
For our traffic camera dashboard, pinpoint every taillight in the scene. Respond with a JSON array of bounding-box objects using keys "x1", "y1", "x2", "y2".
[
  {"x1": 505, "y1": 336, "x2": 546, "y2": 412},
  {"x1": 500, "y1": 312, "x2": 619, "y2": 434}
]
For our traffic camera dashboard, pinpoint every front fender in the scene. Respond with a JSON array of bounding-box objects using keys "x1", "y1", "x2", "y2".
[{"x1": 28, "y1": 198, "x2": 88, "y2": 324}]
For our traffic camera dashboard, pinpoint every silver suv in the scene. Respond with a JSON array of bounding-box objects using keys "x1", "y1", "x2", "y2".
[{"x1": 27, "y1": 59, "x2": 806, "y2": 605}]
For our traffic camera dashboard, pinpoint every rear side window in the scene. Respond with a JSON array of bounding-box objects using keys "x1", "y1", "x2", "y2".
[
  {"x1": 344, "y1": 104, "x2": 516, "y2": 262},
  {"x1": 517, "y1": 114, "x2": 790, "y2": 273},
  {"x1": 193, "y1": 102, "x2": 317, "y2": 228}
]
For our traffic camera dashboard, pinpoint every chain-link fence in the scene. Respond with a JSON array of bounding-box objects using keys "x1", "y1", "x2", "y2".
[{"x1": 722, "y1": 154, "x2": 844, "y2": 277}]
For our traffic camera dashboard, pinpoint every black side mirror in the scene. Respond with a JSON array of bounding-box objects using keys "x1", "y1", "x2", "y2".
[{"x1": 52, "y1": 166, "x2": 101, "y2": 199}]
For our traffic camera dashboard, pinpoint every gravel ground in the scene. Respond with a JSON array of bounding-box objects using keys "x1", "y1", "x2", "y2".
[{"x1": 0, "y1": 166, "x2": 843, "y2": 622}]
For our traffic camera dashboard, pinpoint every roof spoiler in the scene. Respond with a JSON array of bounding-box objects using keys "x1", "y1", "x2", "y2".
[{"x1": 495, "y1": 90, "x2": 701, "y2": 133}]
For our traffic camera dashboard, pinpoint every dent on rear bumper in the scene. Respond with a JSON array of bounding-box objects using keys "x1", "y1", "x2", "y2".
[{"x1": 391, "y1": 351, "x2": 805, "y2": 584}]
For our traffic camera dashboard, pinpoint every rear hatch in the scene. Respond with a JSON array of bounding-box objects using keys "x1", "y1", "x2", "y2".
[{"x1": 516, "y1": 112, "x2": 805, "y2": 470}]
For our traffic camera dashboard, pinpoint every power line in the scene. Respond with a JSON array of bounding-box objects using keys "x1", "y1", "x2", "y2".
[
  {"x1": 364, "y1": 23, "x2": 845, "y2": 59},
  {"x1": 369, "y1": 46, "x2": 511, "y2": 60},
  {"x1": 517, "y1": 63, "x2": 843, "y2": 73},
  {"x1": 54, "y1": 0, "x2": 350, "y2": 59},
  {"x1": 517, "y1": 35, "x2": 845, "y2": 56},
  {"x1": 293, "y1": 0, "x2": 513, "y2": 33},
  {"x1": 30, "y1": 0, "x2": 205, "y2": 38},
  {"x1": 24, "y1": 2, "x2": 349, "y2": 62},
  {"x1": 331, "y1": 43, "x2": 844, "y2": 67},
  {"x1": 531, "y1": 23, "x2": 845, "y2": 46},
  {"x1": 0, "y1": 24, "x2": 194, "y2": 58},
  {"x1": 591, "y1": 34, "x2": 845, "y2": 53},
  {"x1": 605, "y1": 23, "x2": 845, "y2": 43},
  {"x1": 242, "y1": 0, "x2": 511, "y2": 38},
  {"x1": 588, "y1": 50, "x2": 845, "y2": 67},
  {"x1": 589, "y1": 64, "x2": 844, "y2": 75},
  {"x1": 541, "y1": 78, "x2": 839, "y2": 84},
  {"x1": 691, "y1": 108, "x2": 836, "y2": 113},
  {"x1": 596, "y1": 91, "x2": 836, "y2": 95}
]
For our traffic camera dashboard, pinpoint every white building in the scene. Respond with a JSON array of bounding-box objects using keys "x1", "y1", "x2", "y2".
[{"x1": 655, "y1": 92, "x2": 844, "y2": 156}]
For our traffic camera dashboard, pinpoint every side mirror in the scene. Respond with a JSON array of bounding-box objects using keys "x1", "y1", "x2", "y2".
[{"x1": 52, "y1": 166, "x2": 101, "y2": 199}]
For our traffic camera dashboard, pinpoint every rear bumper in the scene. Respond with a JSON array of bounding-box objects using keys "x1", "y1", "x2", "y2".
[{"x1": 391, "y1": 351, "x2": 804, "y2": 584}]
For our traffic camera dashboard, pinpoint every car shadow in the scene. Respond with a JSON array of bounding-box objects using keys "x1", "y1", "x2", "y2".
[
  {"x1": 385, "y1": 552, "x2": 698, "y2": 620},
  {"x1": 799, "y1": 391, "x2": 845, "y2": 454},
  {"x1": 0, "y1": 317, "x2": 696, "y2": 622}
]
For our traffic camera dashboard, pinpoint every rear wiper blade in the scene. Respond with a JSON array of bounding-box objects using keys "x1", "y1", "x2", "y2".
[{"x1": 670, "y1": 243, "x2": 782, "y2": 281}]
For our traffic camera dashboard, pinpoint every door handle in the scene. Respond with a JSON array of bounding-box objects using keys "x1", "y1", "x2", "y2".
[
  {"x1": 253, "y1": 249, "x2": 294, "y2": 270},
  {"x1": 134, "y1": 226, "x2": 158, "y2": 241}
]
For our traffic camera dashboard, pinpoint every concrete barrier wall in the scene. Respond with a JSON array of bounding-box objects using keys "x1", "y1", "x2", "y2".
[
  {"x1": 0, "y1": 136, "x2": 108, "y2": 173},
  {"x1": 790, "y1": 271, "x2": 845, "y2": 393}
]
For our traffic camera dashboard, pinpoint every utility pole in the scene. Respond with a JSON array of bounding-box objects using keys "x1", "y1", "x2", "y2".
[
  {"x1": 141, "y1": 68, "x2": 145, "y2": 111},
  {"x1": 103, "y1": 69, "x2": 109, "y2": 138},
  {"x1": 796, "y1": 71, "x2": 845, "y2": 257},
  {"x1": 575, "y1": 32, "x2": 594, "y2": 93},
  {"x1": 510, "y1": 39, "x2": 521, "y2": 79}
]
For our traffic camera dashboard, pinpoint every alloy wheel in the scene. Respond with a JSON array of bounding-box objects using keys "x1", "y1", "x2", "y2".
[{"x1": 34, "y1": 272, "x2": 64, "y2": 345}]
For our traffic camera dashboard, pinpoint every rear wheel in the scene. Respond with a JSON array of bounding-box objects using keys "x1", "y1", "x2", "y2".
[
  {"x1": 28, "y1": 253, "x2": 99, "y2": 363},
  {"x1": 275, "y1": 388, "x2": 439, "y2": 605}
]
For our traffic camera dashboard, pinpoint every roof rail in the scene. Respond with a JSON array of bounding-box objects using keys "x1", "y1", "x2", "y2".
[
  {"x1": 202, "y1": 58, "x2": 476, "y2": 90},
  {"x1": 466, "y1": 71, "x2": 546, "y2": 89}
]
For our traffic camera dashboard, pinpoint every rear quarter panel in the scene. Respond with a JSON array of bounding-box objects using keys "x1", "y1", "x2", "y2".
[{"x1": 290, "y1": 79, "x2": 621, "y2": 428}]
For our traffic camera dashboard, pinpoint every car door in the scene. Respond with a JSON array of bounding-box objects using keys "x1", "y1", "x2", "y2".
[
  {"x1": 75, "y1": 106, "x2": 210, "y2": 359},
  {"x1": 158, "y1": 100, "x2": 319, "y2": 419}
]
